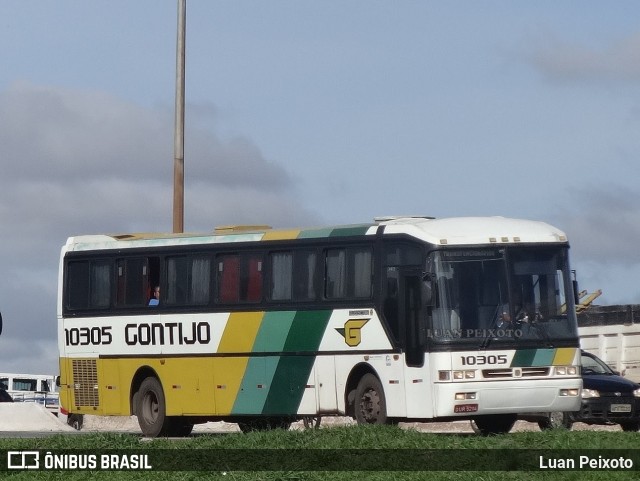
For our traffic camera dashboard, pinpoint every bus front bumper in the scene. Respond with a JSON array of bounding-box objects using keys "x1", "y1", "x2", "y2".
[{"x1": 434, "y1": 378, "x2": 582, "y2": 417}]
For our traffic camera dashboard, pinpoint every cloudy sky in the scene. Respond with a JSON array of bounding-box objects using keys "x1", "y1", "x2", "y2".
[{"x1": 1, "y1": 1, "x2": 640, "y2": 374}]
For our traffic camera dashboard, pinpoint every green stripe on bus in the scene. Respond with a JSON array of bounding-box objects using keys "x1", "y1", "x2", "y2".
[
  {"x1": 252, "y1": 311, "x2": 297, "y2": 352},
  {"x1": 328, "y1": 225, "x2": 372, "y2": 237},
  {"x1": 529, "y1": 349, "x2": 555, "y2": 366},
  {"x1": 261, "y1": 310, "x2": 332, "y2": 415},
  {"x1": 511, "y1": 348, "x2": 557, "y2": 367},
  {"x1": 261, "y1": 356, "x2": 316, "y2": 415},
  {"x1": 232, "y1": 356, "x2": 279, "y2": 415},
  {"x1": 232, "y1": 310, "x2": 331, "y2": 415},
  {"x1": 297, "y1": 228, "x2": 335, "y2": 239},
  {"x1": 511, "y1": 349, "x2": 536, "y2": 367},
  {"x1": 282, "y1": 310, "x2": 332, "y2": 352},
  {"x1": 231, "y1": 312, "x2": 296, "y2": 414}
]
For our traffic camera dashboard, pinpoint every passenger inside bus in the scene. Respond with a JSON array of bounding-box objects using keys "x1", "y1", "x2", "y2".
[{"x1": 148, "y1": 286, "x2": 160, "y2": 306}]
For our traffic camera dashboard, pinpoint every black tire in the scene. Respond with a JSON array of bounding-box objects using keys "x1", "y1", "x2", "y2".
[
  {"x1": 354, "y1": 373, "x2": 387, "y2": 424},
  {"x1": 67, "y1": 414, "x2": 84, "y2": 431},
  {"x1": 136, "y1": 377, "x2": 169, "y2": 437},
  {"x1": 537, "y1": 412, "x2": 573, "y2": 431},
  {"x1": 620, "y1": 422, "x2": 640, "y2": 432},
  {"x1": 238, "y1": 417, "x2": 292, "y2": 433},
  {"x1": 471, "y1": 414, "x2": 517, "y2": 436}
]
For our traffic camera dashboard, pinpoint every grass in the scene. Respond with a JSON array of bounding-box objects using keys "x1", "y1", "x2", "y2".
[{"x1": 0, "y1": 425, "x2": 638, "y2": 480}]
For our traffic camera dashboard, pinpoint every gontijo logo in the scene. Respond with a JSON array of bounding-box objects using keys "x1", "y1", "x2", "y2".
[{"x1": 336, "y1": 319, "x2": 369, "y2": 347}]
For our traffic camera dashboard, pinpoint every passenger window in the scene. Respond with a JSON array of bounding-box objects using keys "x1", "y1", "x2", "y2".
[
  {"x1": 270, "y1": 251, "x2": 318, "y2": 301},
  {"x1": 217, "y1": 253, "x2": 263, "y2": 303},
  {"x1": 166, "y1": 255, "x2": 211, "y2": 306},
  {"x1": 67, "y1": 260, "x2": 111, "y2": 310},
  {"x1": 325, "y1": 247, "x2": 372, "y2": 299}
]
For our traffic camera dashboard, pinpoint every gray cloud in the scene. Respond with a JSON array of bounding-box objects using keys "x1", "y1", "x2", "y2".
[
  {"x1": 0, "y1": 82, "x2": 318, "y2": 373},
  {"x1": 551, "y1": 186, "x2": 640, "y2": 266},
  {"x1": 528, "y1": 32, "x2": 640, "y2": 85}
]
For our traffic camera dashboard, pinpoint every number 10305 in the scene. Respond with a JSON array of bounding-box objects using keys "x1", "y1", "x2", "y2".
[{"x1": 460, "y1": 354, "x2": 508, "y2": 366}]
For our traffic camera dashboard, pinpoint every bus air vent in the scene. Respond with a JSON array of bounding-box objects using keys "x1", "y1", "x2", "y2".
[
  {"x1": 482, "y1": 367, "x2": 550, "y2": 379},
  {"x1": 72, "y1": 359, "x2": 99, "y2": 407}
]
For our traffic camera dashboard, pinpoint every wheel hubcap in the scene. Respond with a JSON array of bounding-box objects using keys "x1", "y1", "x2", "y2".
[
  {"x1": 360, "y1": 388, "x2": 380, "y2": 422},
  {"x1": 142, "y1": 392, "x2": 159, "y2": 424}
]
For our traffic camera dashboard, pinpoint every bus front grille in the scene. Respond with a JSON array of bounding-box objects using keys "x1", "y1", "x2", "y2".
[
  {"x1": 482, "y1": 367, "x2": 551, "y2": 379},
  {"x1": 72, "y1": 359, "x2": 99, "y2": 407}
]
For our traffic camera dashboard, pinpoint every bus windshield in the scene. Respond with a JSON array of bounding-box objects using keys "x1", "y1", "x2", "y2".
[{"x1": 428, "y1": 246, "x2": 578, "y2": 345}]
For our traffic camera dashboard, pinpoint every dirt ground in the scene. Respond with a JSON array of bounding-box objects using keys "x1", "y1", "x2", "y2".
[{"x1": 0, "y1": 404, "x2": 621, "y2": 435}]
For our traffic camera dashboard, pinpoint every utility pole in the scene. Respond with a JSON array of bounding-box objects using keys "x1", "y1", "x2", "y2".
[{"x1": 173, "y1": 0, "x2": 186, "y2": 233}]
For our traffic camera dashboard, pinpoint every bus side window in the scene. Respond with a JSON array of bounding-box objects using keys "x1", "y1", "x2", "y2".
[
  {"x1": 270, "y1": 250, "x2": 318, "y2": 302},
  {"x1": 166, "y1": 255, "x2": 210, "y2": 306},
  {"x1": 325, "y1": 247, "x2": 372, "y2": 299},
  {"x1": 217, "y1": 254, "x2": 263, "y2": 303},
  {"x1": 271, "y1": 252, "x2": 293, "y2": 300},
  {"x1": 243, "y1": 256, "x2": 263, "y2": 302},
  {"x1": 67, "y1": 260, "x2": 110, "y2": 310},
  {"x1": 116, "y1": 258, "x2": 147, "y2": 307},
  {"x1": 218, "y1": 255, "x2": 240, "y2": 303}
]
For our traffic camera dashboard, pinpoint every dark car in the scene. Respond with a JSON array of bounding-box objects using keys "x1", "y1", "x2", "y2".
[
  {"x1": 0, "y1": 388, "x2": 13, "y2": 403},
  {"x1": 523, "y1": 350, "x2": 640, "y2": 431}
]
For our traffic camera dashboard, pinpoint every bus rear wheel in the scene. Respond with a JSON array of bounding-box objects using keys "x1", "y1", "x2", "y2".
[
  {"x1": 354, "y1": 373, "x2": 387, "y2": 424},
  {"x1": 67, "y1": 414, "x2": 84, "y2": 431},
  {"x1": 136, "y1": 377, "x2": 169, "y2": 437}
]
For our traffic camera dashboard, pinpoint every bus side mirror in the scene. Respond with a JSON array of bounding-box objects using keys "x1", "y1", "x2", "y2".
[
  {"x1": 56, "y1": 376, "x2": 61, "y2": 388},
  {"x1": 0, "y1": 311, "x2": 3, "y2": 336},
  {"x1": 573, "y1": 280, "x2": 579, "y2": 304}
]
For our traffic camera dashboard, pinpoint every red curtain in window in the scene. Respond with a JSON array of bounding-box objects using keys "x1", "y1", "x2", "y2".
[{"x1": 219, "y1": 256, "x2": 240, "y2": 303}]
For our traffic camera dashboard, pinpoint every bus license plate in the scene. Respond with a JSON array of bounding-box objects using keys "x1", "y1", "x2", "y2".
[
  {"x1": 611, "y1": 404, "x2": 632, "y2": 413},
  {"x1": 454, "y1": 404, "x2": 478, "y2": 413}
]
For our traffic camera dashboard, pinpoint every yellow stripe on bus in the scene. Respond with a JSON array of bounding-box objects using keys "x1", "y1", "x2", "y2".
[
  {"x1": 552, "y1": 347, "x2": 578, "y2": 365},
  {"x1": 214, "y1": 312, "x2": 264, "y2": 414},
  {"x1": 261, "y1": 229, "x2": 302, "y2": 241},
  {"x1": 217, "y1": 312, "x2": 264, "y2": 353}
]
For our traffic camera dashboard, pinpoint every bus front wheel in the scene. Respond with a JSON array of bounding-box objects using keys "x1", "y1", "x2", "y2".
[
  {"x1": 354, "y1": 373, "x2": 387, "y2": 424},
  {"x1": 136, "y1": 377, "x2": 168, "y2": 437}
]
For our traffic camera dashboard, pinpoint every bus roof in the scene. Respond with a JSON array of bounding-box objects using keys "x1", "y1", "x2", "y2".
[{"x1": 64, "y1": 216, "x2": 567, "y2": 252}]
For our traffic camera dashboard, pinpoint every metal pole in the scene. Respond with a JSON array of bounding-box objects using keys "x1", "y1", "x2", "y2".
[{"x1": 173, "y1": 0, "x2": 186, "y2": 233}]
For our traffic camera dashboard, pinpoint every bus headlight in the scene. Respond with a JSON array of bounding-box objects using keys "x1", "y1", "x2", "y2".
[
  {"x1": 555, "y1": 366, "x2": 578, "y2": 376},
  {"x1": 559, "y1": 388, "x2": 579, "y2": 397},
  {"x1": 455, "y1": 392, "x2": 477, "y2": 401},
  {"x1": 453, "y1": 370, "x2": 475, "y2": 380},
  {"x1": 439, "y1": 370, "x2": 476, "y2": 381}
]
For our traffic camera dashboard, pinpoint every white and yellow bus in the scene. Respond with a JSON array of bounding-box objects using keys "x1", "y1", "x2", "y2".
[{"x1": 57, "y1": 216, "x2": 582, "y2": 436}]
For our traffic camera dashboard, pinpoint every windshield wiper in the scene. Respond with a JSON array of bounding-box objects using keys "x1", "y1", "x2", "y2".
[{"x1": 479, "y1": 303, "x2": 503, "y2": 349}]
